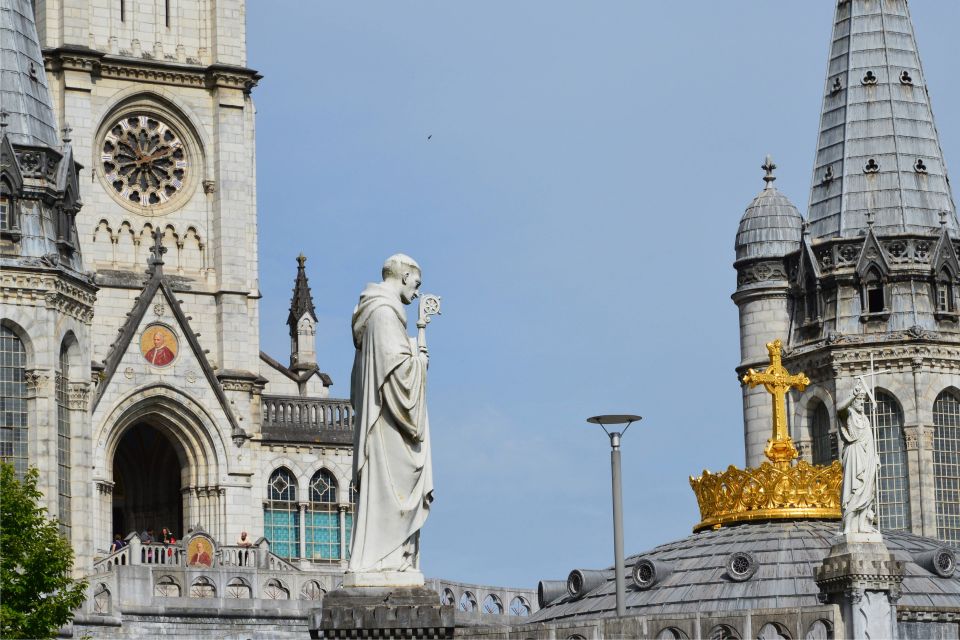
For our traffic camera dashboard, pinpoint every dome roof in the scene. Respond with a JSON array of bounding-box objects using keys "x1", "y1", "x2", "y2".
[
  {"x1": 735, "y1": 186, "x2": 803, "y2": 263},
  {"x1": 735, "y1": 158, "x2": 803, "y2": 263},
  {"x1": 531, "y1": 520, "x2": 960, "y2": 623}
]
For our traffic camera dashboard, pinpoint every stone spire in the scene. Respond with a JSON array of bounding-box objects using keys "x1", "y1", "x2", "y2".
[
  {"x1": 807, "y1": 0, "x2": 957, "y2": 238},
  {"x1": 0, "y1": 0, "x2": 59, "y2": 147},
  {"x1": 288, "y1": 254, "x2": 318, "y2": 371}
]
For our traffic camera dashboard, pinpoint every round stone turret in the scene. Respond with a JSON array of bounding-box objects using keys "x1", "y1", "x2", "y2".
[{"x1": 733, "y1": 157, "x2": 803, "y2": 467}]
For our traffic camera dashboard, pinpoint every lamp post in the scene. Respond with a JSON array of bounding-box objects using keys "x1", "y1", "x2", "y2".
[{"x1": 586, "y1": 414, "x2": 641, "y2": 618}]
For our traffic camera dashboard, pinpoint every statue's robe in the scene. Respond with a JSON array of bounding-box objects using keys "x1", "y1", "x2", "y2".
[
  {"x1": 348, "y1": 282, "x2": 433, "y2": 573},
  {"x1": 839, "y1": 404, "x2": 879, "y2": 533}
]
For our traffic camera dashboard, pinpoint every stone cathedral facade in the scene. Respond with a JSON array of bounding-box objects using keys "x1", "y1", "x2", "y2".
[
  {"x1": 1, "y1": 0, "x2": 534, "y2": 635},
  {"x1": 734, "y1": 0, "x2": 960, "y2": 543}
]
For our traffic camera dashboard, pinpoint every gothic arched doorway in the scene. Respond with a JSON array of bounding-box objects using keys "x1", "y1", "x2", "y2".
[{"x1": 112, "y1": 423, "x2": 184, "y2": 538}]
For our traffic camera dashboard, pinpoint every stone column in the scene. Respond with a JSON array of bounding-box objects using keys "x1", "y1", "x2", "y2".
[
  {"x1": 815, "y1": 534, "x2": 904, "y2": 639},
  {"x1": 95, "y1": 480, "x2": 114, "y2": 555},
  {"x1": 339, "y1": 505, "x2": 347, "y2": 561},
  {"x1": 298, "y1": 502, "x2": 308, "y2": 561}
]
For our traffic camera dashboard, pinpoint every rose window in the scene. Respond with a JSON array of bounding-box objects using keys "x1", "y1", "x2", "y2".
[{"x1": 101, "y1": 115, "x2": 188, "y2": 208}]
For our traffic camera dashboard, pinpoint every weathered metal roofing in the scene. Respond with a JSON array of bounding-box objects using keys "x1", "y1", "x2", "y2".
[
  {"x1": 0, "y1": 0, "x2": 59, "y2": 147},
  {"x1": 735, "y1": 159, "x2": 803, "y2": 263},
  {"x1": 530, "y1": 520, "x2": 960, "y2": 622},
  {"x1": 807, "y1": 0, "x2": 957, "y2": 238}
]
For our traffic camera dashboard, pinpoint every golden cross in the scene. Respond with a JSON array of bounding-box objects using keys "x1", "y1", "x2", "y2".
[{"x1": 742, "y1": 339, "x2": 810, "y2": 466}]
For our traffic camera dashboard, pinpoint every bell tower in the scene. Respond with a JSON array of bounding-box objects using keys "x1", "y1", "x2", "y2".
[{"x1": 35, "y1": 0, "x2": 262, "y2": 378}]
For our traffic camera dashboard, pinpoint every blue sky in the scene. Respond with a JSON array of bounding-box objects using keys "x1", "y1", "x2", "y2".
[{"x1": 247, "y1": 2, "x2": 960, "y2": 587}]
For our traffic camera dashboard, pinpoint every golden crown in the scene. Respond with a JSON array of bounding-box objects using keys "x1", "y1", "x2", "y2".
[{"x1": 689, "y1": 339, "x2": 842, "y2": 532}]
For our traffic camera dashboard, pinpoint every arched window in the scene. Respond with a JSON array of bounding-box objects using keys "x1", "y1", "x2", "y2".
[
  {"x1": 300, "y1": 580, "x2": 325, "y2": 601},
  {"x1": 306, "y1": 469, "x2": 339, "y2": 560},
  {"x1": 263, "y1": 578, "x2": 290, "y2": 600},
  {"x1": 933, "y1": 390, "x2": 960, "y2": 543},
  {"x1": 866, "y1": 391, "x2": 911, "y2": 531},
  {"x1": 509, "y1": 596, "x2": 531, "y2": 617},
  {"x1": 56, "y1": 344, "x2": 71, "y2": 538},
  {"x1": 264, "y1": 468, "x2": 299, "y2": 559},
  {"x1": 458, "y1": 591, "x2": 477, "y2": 613},
  {"x1": 190, "y1": 576, "x2": 215, "y2": 598},
  {"x1": 226, "y1": 577, "x2": 251, "y2": 599},
  {"x1": 481, "y1": 594, "x2": 503, "y2": 615},
  {"x1": 809, "y1": 401, "x2": 832, "y2": 465},
  {"x1": 0, "y1": 326, "x2": 28, "y2": 477}
]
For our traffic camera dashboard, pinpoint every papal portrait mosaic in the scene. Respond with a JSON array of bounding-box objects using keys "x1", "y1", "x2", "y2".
[{"x1": 140, "y1": 325, "x2": 178, "y2": 368}]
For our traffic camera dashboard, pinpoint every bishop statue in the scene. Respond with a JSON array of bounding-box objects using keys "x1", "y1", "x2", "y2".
[{"x1": 346, "y1": 254, "x2": 436, "y2": 586}]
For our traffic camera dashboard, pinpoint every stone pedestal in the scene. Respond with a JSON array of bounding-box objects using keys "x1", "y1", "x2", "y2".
[
  {"x1": 814, "y1": 534, "x2": 905, "y2": 640},
  {"x1": 308, "y1": 587, "x2": 455, "y2": 640}
]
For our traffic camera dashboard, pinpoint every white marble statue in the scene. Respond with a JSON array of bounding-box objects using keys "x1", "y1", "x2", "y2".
[
  {"x1": 346, "y1": 254, "x2": 435, "y2": 586},
  {"x1": 837, "y1": 381, "x2": 880, "y2": 535}
]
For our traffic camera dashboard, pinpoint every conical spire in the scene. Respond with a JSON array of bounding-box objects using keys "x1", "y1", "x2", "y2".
[
  {"x1": 0, "y1": 0, "x2": 59, "y2": 147},
  {"x1": 807, "y1": 0, "x2": 956, "y2": 238},
  {"x1": 287, "y1": 253, "x2": 317, "y2": 336}
]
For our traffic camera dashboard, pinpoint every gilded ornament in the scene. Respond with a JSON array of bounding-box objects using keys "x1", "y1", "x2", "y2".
[{"x1": 690, "y1": 339, "x2": 842, "y2": 532}]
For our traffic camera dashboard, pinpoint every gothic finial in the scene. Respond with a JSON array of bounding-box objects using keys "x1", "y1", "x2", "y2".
[
  {"x1": 61, "y1": 123, "x2": 73, "y2": 144},
  {"x1": 940, "y1": 211, "x2": 948, "y2": 227},
  {"x1": 297, "y1": 253, "x2": 307, "y2": 268},
  {"x1": 866, "y1": 211, "x2": 875, "y2": 227},
  {"x1": 148, "y1": 227, "x2": 167, "y2": 271},
  {"x1": 0, "y1": 109, "x2": 8, "y2": 130},
  {"x1": 762, "y1": 155, "x2": 777, "y2": 188}
]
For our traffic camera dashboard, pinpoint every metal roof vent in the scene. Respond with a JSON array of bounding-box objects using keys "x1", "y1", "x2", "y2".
[
  {"x1": 632, "y1": 558, "x2": 673, "y2": 590},
  {"x1": 914, "y1": 548, "x2": 957, "y2": 578},
  {"x1": 566, "y1": 570, "x2": 606, "y2": 600},
  {"x1": 537, "y1": 580, "x2": 568, "y2": 608},
  {"x1": 726, "y1": 552, "x2": 759, "y2": 582}
]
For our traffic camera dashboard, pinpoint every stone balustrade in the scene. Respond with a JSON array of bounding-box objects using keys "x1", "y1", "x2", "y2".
[
  {"x1": 260, "y1": 395, "x2": 354, "y2": 444},
  {"x1": 93, "y1": 534, "x2": 272, "y2": 573}
]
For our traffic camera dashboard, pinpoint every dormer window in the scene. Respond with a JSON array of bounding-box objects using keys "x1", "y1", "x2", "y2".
[
  {"x1": 935, "y1": 267, "x2": 957, "y2": 320},
  {"x1": 860, "y1": 266, "x2": 889, "y2": 322},
  {"x1": 0, "y1": 178, "x2": 20, "y2": 242}
]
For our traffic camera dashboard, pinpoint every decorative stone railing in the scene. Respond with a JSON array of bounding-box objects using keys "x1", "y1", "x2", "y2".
[
  {"x1": 218, "y1": 545, "x2": 257, "y2": 568},
  {"x1": 260, "y1": 396, "x2": 354, "y2": 444},
  {"x1": 93, "y1": 535, "x2": 281, "y2": 573}
]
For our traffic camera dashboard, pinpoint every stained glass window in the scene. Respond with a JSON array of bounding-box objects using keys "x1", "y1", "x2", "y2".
[
  {"x1": 809, "y1": 401, "x2": 833, "y2": 465},
  {"x1": 933, "y1": 390, "x2": 960, "y2": 543},
  {"x1": 56, "y1": 345, "x2": 71, "y2": 538},
  {"x1": 0, "y1": 326, "x2": 27, "y2": 477},
  {"x1": 305, "y1": 469, "x2": 339, "y2": 560},
  {"x1": 264, "y1": 468, "x2": 299, "y2": 559},
  {"x1": 865, "y1": 392, "x2": 911, "y2": 531}
]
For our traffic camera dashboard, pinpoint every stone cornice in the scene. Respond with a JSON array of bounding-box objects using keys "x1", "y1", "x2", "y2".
[
  {"x1": 0, "y1": 266, "x2": 96, "y2": 324},
  {"x1": 737, "y1": 336, "x2": 960, "y2": 380},
  {"x1": 43, "y1": 47, "x2": 261, "y2": 93}
]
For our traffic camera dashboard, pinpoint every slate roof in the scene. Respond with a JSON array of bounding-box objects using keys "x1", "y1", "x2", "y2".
[
  {"x1": 0, "y1": 0, "x2": 59, "y2": 147},
  {"x1": 735, "y1": 175, "x2": 803, "y2": 264},
  {"x1": 806, "y1": 0, "x2": 958, "y2": 238},
  {"x1": 530, "y1": 520, "x2": 960, "y2": 622}
]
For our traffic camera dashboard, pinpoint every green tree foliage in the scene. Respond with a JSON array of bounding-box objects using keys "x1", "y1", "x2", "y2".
[{"x1": 0, "y1": 463, "x2": 87, "y2": 639}]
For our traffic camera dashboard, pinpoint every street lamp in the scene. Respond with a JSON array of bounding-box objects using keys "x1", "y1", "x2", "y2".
[{"x1": 586, "y1": 414, "x2": 641, "y2": 618}]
